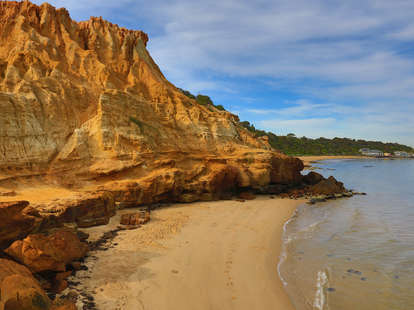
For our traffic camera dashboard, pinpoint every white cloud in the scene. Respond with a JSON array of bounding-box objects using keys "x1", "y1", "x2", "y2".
[
  {"x1": 246, "y1": 99, "x2": 333, "y2": 116},
  {"x1": 27, "y1": 0, "x2": 414, "y2": 145},
  {"x1": 250, "y1": 98, "x2": 414, "y2": 145},
  {"x1": 141, "y1": 0, "x2": 414, "y2": 105},
  {"x1": 389, "y1": 24, "x2": 414, "y2": 40},
  {"x1": 260, "y1": 118, "x2": 337, "y2": 138}
]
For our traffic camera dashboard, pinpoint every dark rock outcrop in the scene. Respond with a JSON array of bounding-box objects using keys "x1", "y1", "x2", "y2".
[
  {"x1": 302, "y1": 171, "x2": 324, "y2": 185},
  {"x1": 5, "y1": 229, "x2": 88, "y2": 273},
  {"x1": 307, "y1": 175, "x2": 346, "y2": 195}
]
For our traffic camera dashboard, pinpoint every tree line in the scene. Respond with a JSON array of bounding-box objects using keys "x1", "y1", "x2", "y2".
[
  {"x1": 178, "y1": 88, "x2": 413, "y2": 156},
  {"x1": 239, "y1": 121, "x2": 414, "y2": 156}
]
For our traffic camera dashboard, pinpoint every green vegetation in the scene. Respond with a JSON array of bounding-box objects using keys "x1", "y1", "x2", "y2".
[
  {"x1": 177, "y1": 88, "x2": 413, "y2": 156},
  {"x1": 178, "y1": 88, "x2": 195, "y2": 99},
  {"x1": 239, "y1": 121, "x2": 414, "y2": 156},
  {"x1": 215, "y1": 104, "x2": 225, "y2": 111},
  {"x1": 178, "y1": 88, "x2": 226, "y2": 111},
  {"x1": 195, "y1": 94, "x2": 213, "y2": 106}
]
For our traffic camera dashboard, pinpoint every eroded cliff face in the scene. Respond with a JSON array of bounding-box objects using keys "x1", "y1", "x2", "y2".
[{"x1": 0, "y1": 1, "x2": 303, "y2": 210}]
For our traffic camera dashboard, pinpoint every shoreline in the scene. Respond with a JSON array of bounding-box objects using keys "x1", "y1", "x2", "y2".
[
  {"x1": 68, "y1": 196, "x2": 304, "y2": 310},
  {"x1": 299, "y1": 155, "x2": 365, "y2": 167}
]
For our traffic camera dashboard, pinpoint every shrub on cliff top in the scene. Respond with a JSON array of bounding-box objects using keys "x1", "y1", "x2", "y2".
[
  {"x1": 178, "y1": 88, "x2": 195, "y2": 99},
  {"x1": 178, "y1": 88, "x2": 226, "y2": 111}
]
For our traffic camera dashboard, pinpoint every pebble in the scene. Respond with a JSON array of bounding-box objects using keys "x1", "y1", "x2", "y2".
[{"x1": 347, "y1": 269, "x2": 362, "y2": 275}]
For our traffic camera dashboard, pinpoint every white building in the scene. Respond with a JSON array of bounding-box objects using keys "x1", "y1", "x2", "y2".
[
  {"x1": 394, "y1": 151, "x2": 410, "y2": 157},
  {"x1": 359, "y1": 149, "x2": 384, "y2": 157}
]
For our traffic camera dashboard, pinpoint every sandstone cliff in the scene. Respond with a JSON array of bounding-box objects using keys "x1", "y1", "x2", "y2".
[
  {"x1": 0, "y1": 1, "x2": 303, "y2": 216},
  {"x1": 0, "y1": 4, "x2": 357, "y2": 309}
]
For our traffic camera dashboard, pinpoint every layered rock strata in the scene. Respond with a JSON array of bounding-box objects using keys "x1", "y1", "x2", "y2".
[
  {"x1": 0, "y1": 0, "x2": 303, "y2": 216},
  {"x1": 0, "y1": 2, "x2": 316, "y2": 307},
  {"x1": 0, "y1": 1, "x2": 301, "y2": 190},
  {"x1": 0, "y1": 4, "x2": 356, "y2": 309}
]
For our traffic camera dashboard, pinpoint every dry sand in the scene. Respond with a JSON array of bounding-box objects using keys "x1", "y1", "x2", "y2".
[{"x1": 72, "y1": 197, "x2": 304, "y2": 310}]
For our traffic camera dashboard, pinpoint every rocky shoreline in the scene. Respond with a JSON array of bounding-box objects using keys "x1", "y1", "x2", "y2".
[
  {"x1": 0, "y1": 2, "x2": 358, "y2": 309},
  {"x1": 0, "y1": 169, "x2": 355, "y2": 309}
]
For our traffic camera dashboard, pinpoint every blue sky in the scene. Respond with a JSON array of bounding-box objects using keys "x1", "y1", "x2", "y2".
[{"x1": 32, "y1": 0, "x2": 414, "y2": 146}]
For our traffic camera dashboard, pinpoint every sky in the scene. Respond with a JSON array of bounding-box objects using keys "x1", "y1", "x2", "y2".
[{"x1": 31, "y1": 0, "x2": 414, "y2": 146}]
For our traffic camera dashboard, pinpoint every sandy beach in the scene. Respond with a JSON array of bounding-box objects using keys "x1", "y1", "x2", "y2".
[
  {"x1": 299, "y1": 155, "x2": 365, "y2": 166},
  {"x1": 72, "y1": 197, "x2": 304, "y2": 310}
]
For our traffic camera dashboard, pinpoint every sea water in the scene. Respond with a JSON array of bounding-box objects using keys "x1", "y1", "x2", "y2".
[{"x1": 279, "y1": 159, "x2": 414, "y2": 310}]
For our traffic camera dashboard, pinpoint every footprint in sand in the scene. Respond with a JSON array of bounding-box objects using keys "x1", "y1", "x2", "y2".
[{"x1": 227, "y1": 279, "x2": 234, "y2": 287}]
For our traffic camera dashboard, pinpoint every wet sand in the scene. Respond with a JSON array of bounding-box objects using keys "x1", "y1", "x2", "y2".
[{"x1": 72, "y1": 197, "x2": 304, "y2": 310}]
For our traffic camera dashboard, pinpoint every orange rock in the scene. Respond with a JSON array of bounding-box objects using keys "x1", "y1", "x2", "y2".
[
  {"x1": 120, "y1": 211, "x2": 150, "y2": 226},
  {"x1": 37, "y1": 192, "x2": 116, "y2": 229},
  {"x1": 5, "y1": 229, "x2": 88, "y2": 273},
  {"x1": 0, "y1": 201, "x2": 42, "y2": 250},
  {"x1": 0, "y1": 258, "x2": 52, "y2": 310},
  {"x1": 0, "y1": 1, "x2": 304, "y2": 224}
]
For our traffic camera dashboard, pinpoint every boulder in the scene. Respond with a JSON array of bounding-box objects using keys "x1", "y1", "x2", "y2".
[
  {"x1": 270, "y1": 156, "x2": 304, "y2": 184},
  {"x1": 0, "y1": 258, "x2": 52, "y2": 310},
  {"x1": 49, "y1": 193, "x2": 116, "y2": 228},
  {"x1": 0, "y1": 201, "x2": 42, "y2": 250},
  {"x1": 120, "y1": 211, "x2": 150, "y2": 226},
  {"x1": 307, "y1": 176, "x2": 346, "y2": 195},
  {"x1": 302, "y1": 171, "x2": 324, "y2": 185},
  {"x1": 5, "y1": 229, "x2": 88, "y2": 273}
]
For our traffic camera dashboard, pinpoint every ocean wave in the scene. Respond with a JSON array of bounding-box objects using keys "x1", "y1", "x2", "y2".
[
  {"x1": 285, "y1": 218, "x2": 327, "y2": 244},
  {"x1": 278, "y1": 208, "x2": 299, "y2": 286},
  {"x1": 313, "y1": 269, "x2": 329, "y2": 310}
]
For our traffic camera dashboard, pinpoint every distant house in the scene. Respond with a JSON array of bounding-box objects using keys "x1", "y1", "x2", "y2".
[
  {"x1": 359, "y1": 149, "x2": 384, "y2": 157},
  {"x1": 394, "y1": 151, "x2": 410, "y2": 157}
]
